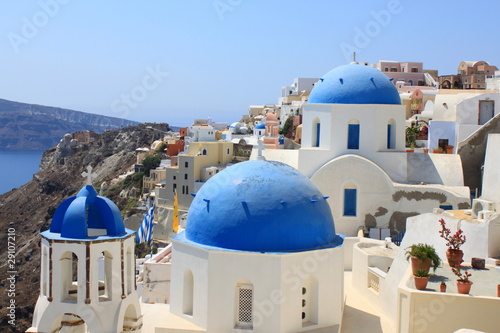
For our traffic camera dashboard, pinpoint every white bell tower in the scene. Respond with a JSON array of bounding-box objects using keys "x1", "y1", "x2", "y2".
[{"x1": 28, "y1": 167, "x2": 142, "y2": 332}]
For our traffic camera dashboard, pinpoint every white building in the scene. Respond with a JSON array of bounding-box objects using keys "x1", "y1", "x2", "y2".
[
  {"x1": 29, "y1": 180, "x2": 142, "y2": 332},
  {"x1": 257, "y1": 63, "x2": 471, "y2": 236},
  {"x1": 428, "y1": 92, "x2": 500, "y2": 152},
  {"x1": 159, "y1": 160, "x2": 345, "y2": 332}
]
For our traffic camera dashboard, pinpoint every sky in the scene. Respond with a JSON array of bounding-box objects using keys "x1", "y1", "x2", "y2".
[{"x1": 1, "y1": 0, "x2": 500, "y2": 127}]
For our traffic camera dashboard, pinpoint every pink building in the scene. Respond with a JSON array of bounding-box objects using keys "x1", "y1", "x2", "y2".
[{"x1": 377, "y1": 61, "x2": 437, "y2": 87}]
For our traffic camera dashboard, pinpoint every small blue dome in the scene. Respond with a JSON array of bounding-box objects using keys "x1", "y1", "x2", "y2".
[
  {"x1": 254, "y1": 122, "x2": 265, "y2": 129},
  {"x1": 308, "y1": 64, "x2": 401, "y2": 105},
  {"x1": 184, "y1": 160, "x2": 340, "y2": 252},
  {"x1": 50, "y1": 185, "x2": 126, "y2": 239}
]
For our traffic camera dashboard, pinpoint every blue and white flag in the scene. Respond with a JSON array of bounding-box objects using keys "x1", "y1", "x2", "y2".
[{"x1": 136, "y1": 205, "x2": 155, "y2": 243}]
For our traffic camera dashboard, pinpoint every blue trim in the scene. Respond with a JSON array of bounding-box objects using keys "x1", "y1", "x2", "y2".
[
  {"x1": 387, "y1": 124, "x2": 391, "y2": 149},
  {"x1": 315, "y1": 122, "x2": 321, "y2": 147},
  {"x1": 344, "y1": 189, "x2": 357, "y2": 216},
  {"x1": 174, "y1": 231, "x2": 345, "y2": 254},
  {"x1": 348, "y1": 124, "x2": 360, "y2": 149}
]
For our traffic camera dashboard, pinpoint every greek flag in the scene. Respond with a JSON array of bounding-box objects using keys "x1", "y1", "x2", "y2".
[{"x1": 136, "y1": 205, "x2": 155, "y2": 243}]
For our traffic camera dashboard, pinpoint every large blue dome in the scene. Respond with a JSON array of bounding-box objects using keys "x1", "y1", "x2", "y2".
[
  {"x1": 308, "y1": 64, "x2": 401, "y2": 105},
  {"x1": 49, "y1": 185, "x2": 126, "y2": 239},
  {"x1": 183, "y1": 160, "x2": 340, "y2": 252}
]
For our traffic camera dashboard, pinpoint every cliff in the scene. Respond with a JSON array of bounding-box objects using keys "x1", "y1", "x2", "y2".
[
  {"x1": 0, "y1": 123, "x2": 170, "y2": 332},
  {"x1": 0, "y1": 98, "x2": 140, "y2": 150}
]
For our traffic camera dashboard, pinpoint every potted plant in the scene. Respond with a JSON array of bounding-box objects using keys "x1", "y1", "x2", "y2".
[
  {"x1": 432, "y1": 147, "x2": 443, "y2": 154},
  {"x1": 452, "y1": 262, "x2": 472, "y2": 294},
  {"x1": 414, "y1": 269, "x2": 430, "y2": 290},
  {"x1": 406, "y1": 142, "x2": 415, "y2": 152},
  {"x1": 405, "y1": 243, "x2": 441, "y2": 274},
  {"x1": 439, "y1": 218, "x2": 466, "y2": 267},
  {"x1": 445, "y1": 145, "x2": 454, "y2": 154}
]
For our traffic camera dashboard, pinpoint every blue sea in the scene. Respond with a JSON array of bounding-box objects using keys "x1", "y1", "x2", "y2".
[{"x1": 0, "y1": 150, "x2": 44, "y2": 195}]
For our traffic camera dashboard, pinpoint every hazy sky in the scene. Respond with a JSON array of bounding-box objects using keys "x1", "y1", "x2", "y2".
[{"x1": 2, "y1": 0, "x2": 500, "y2": 127}]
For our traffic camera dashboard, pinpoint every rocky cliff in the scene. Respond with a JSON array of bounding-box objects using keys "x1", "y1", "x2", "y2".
[
  {"x1": 0, "y1": 98, "x2": 140, "y2": 150},
  {"x1": 0, "y1": 123, "x2": 170, "y2": 332}
]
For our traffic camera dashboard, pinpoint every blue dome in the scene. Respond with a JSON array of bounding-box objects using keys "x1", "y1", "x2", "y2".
[
  {"x1": 49, "y1": 185, "x2": 126, "y2": 239},
  {"x1": 308, "y1": 64, "x2": 401, "y2": 105},
  {"x1": 184, "y1": 160, "x2": 340, "y2": 252},
  {"x1": 254, "y1": 122, "x2": 265, "y2": 129}
]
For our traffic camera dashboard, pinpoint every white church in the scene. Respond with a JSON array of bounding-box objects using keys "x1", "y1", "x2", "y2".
[
  {"x1": 259, "y1": 63, "x2": 471, "y2": 236},
  {"x1": 28, "y1": 170, "x2": 142, "y2": 332},
  {"x1": 26, "y1": 63, "x2": 500, "y2": 333}
]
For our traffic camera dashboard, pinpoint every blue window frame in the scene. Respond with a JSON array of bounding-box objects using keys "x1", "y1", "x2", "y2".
[
  {"x1": 315, "y1": 122, "x2": 321, "y2": 147},
  {"x1": 348, "y1": 124, "x2": 359, "y2": 149},
  {"x1": 387, "y1": 124, "x2": 392, "y2": 149},
  {"x1": 344, "y1": 189, "x2": 357, "y2": 216}
]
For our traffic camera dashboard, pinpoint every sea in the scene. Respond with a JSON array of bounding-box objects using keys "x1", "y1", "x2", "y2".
[{"x1": 0, "y1": 150, "x2": 44, "y2": 195}]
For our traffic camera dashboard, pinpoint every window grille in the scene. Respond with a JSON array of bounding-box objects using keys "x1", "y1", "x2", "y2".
[{"x1": 237, "y1": 286, "x2": 253, "y2": 327}]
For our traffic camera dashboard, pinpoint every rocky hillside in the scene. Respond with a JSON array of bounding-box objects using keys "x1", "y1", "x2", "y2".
[
  {"x1": 0, "y1": 123, "x2": 170, "y2": 332},
  {"x1": 0, "y1": 98, "x2": 140, "y2": 150}
]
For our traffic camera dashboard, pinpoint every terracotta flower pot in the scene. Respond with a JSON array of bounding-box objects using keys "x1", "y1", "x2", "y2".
[
  {"x1": 497, "y1": 284, "x2": 500, "y2": 297},
  {"x1": 446, "y1": 249, "x2": 463, "y2": 267},
  {"x1": 414, "y1": 276, "x2": 429, "y2": 290},
  {"x1": 456, "y1": 280, "x2": 472, "y2": 294},
  {"x1": 411, "y1": 256, "x2": 431, "y2": 275},
  {"x1": 440, "y1": 282, "x2": 446, "y2": 292}
]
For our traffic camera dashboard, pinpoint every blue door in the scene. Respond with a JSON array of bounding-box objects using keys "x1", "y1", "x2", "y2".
[
  {"x1": 344, "y1": 189, "x2": 357, "y2": 216},
  {"x1": 348, "y1": 124, "x2": 359, "y2": 149}
]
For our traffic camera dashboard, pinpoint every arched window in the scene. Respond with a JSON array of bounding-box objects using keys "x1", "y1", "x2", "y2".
[
  {"x1": 301, "y1": 276, "x2": 318, "y2": 327},
  {"x1": 312, "y1": 117, "x2": 321, "y2": 147},
  {"x1": 343, "y1": 183, "x2": 357, "y2": 216},
  {"x1": 60, "y1": 252, "x2": 78, "y2": 302},
  {"x1": 202, "y1": 149, "x2": 207, "y2": 155},
  {"x1": 126, "y1": 247, "x2": 133, "y2": 295},
  {"x1": 42, "y1": 247, "x2": 48, "y2": 296},
  {"x1": 347, "y1": 120, "x2": 360, "y2": 150},
  {"x1": 183, "y1": 269, "x2": 194, "y2": 316},
  {"x1": 387, "y1": 119, "x2": 396, "y2": 149},
  {"x1": 98, "y1": 251, "x2": 113, "y2": 301},
  {"x1": 236, "y1": 280, "x2": 254, "y2": 329}
]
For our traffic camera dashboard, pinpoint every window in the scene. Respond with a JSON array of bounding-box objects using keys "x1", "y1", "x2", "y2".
[
  {"x1": 384, "y1": 67, "x2": 389, "y2": 72},
  {"x1": 343, "y1": 184, "x2": 357, "y2": 216},
  {"x1": 411, "y1": 67, "x2": 418, "y2": 73},
  {"x1": 42, "y1": 247, "x2": 48, "y2": 296},
  {"x1": 98, "y1": 251, "x2": 113, "y2": 301},
  {"x1": 301, "y1": 276, "x2": 318, "y2": 327},
  {"x1": 184, "y1": 174, "x2": 188, "y2": 180},
  {"x1": 387, "y1": 119, "x2": 396, "y2": 149},
  {"x1": 126, "y1": 247, "x2": 133, "y2": 295},
  {"x1": 236, "y1": 283, "x2": 253, "y2": 328},
  {"x1": 185, "y1": 162, "x2": 188, "y2": 168},
  {"x1": 439, "y1": 204, "x2": 453, "y2": 210},
  {"x1": 227, "y1": 148, "x2": 230, "y2": 154},
  {"x1": 347, "y1": 121, "x2": 360, "y2": 150},
  {"x1": 202, "y1": 149, "x2": 207, "y2": 155},
  {"x1": 183, "y1": 270, "x2": 194, "y2": 315},
  {"x1": 312, "y1": 118, "x2": 320, "y2": 147},
  {"x1": 60, "y1": 252, "x2": 78, "y2": 302}
]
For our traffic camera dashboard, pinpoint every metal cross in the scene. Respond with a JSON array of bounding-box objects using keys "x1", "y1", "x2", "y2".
[{"x1": 82, "y1": 165, "x2": 97, "y2": 185}]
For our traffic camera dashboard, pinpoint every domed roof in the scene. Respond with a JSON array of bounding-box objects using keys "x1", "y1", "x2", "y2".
[
  {"x1": 266, "y1": 113, "x2": 278, "y2": 121},
  {"x1": 184, "y1": 160, "x2": 340, "y2": 252},
  {"x1": 308, "y1": 64, "x2": 401, "y2": 105},
  {"x1": 254, "y1": 122, "x2": 265, "y2": 129},
  {"x1": 49, "y1": 185, "x2": 126, "y2": 239}
]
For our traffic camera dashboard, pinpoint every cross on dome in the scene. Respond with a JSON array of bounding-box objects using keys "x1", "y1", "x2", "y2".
[{"x1": 82, "y1": 165, "x2": 97, "y2": 185}]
